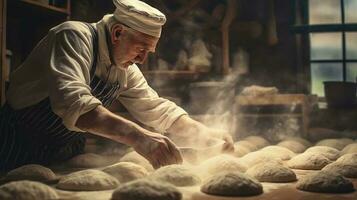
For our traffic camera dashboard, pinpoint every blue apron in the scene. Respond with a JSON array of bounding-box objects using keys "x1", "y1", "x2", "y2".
[{"x1": 0, "y1": 23, "x2": 120, "y2": 171}]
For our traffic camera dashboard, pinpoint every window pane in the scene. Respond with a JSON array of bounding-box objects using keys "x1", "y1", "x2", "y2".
[
  {"x1": 309, "y1": 0, "x2": 341, "y2": 24},
  {"x1": 310, "y1": 33, "x2": 342, "y2": 60},
  {"x1": 345, "y1": 0, "x2": 357, "y2": 23},
  {"x1": 311, "y1": 63, "x2": 343, "y2": 96},
  {"x1": 346, "y1": 33, "x2": 357, "y2": 59},
  {"x1": 347, "y1": 63, "x2": 357, "y2": 82}
]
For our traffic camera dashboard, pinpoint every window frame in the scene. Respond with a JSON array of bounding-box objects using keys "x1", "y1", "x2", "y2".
[{"x1": 292, "y1": 0, "x2": 357, "y2": 97}]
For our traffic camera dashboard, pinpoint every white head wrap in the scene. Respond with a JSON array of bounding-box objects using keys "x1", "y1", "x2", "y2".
[{"x1": 113, "y1": 0, "x2": 166, "y2": 37}]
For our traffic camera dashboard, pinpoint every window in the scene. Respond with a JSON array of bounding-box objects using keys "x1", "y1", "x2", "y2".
[{"x1": 293, "y1": 0, "x2": 357, "y2": 96}]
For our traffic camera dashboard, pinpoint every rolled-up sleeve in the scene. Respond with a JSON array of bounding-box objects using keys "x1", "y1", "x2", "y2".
[
  {"x1": 46, "y1": 28, "x2": 102, "y2": 132},
  {"x1": 118, "y1": 65, "x2": 187, "y2": 132}
]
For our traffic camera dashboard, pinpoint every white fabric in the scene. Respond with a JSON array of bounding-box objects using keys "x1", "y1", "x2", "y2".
[
  {"x1": 6, "y1": 17, "x2": 187, "y2": 133},
  {"x1": 113, "y1": 0, "x2": 166, "y2": 37}
]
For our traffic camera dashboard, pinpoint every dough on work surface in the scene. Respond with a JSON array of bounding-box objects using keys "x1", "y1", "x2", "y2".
[
  {"x1": 196, "y1": 155, "x2": 247, "y2": 179},
  {"x1": 120, "y1": 151, "x2": 154, "y2": 171},
  {"x1": 241, "y1": 85, "x2": 278, "y2": 96},
  {"x1": 341, "y1": 143, "x2": 357, "y2": 155},
  {"x1": 260, "y1": 145, "x2": 296, "y2": 160},
  {"x1": 246, "y1": 162, "x2": 297, "y2": 183},
  {"x1": 111, "y1": 179, "x2": 182, "y2": 200},
  {"x1": 296, "y1": 171, "x2": 355, "y2": 193},
  {"x1": 322, "y1": 162, "x2": 357, "y2": 178},
  {"x1": 335, "y1": 153, "x2": 357, "y2": 165},
  {"x1": 234, "y1": 140, "x2": 259, "y2": 151},
  {"x1": 102, "y1": 162, "x2": 149, "y2": 183},
  {"x1": 57, "y1": 169, "x2": 119, "y2": 191},
  {"x1": 242, "y1": 136, "x2": 270, "y2": 149},
  {"x1": 201, "y1": 172, "x2": 263, "y2": 196},
  {"x1": 150, "y1": 164, "x2": 201, "y2": 186},
  {"x1": 65, "y1": 153, "x2": 117, "y2": 168},
  {"x1": 315, "y1": 138, "x2": 354, "y2": 150},
  {"x1": 239, "y1": 151, "x2": 283, "y2": 167},
  {"x1": 304, "y1": 146, "x2": 340, "y2": 160},
  {"x1": 0, "y1": 180, "x2": 59, "y2": 200},
  {"x1": 3, "y1": 164, "x2": 57, "y2": 183},
  {"x1": 283, "y1": 136, "x2": 312, "y2": 147},
  {"x1": 277, "y1": 140, "x2": 307, "y2": 153},
  {"x1": 287, "y1": 152, "x2": 332, "y2": 170},
  {"x1": 233, "y1": 143, "x2": 251, "y2": 157}
]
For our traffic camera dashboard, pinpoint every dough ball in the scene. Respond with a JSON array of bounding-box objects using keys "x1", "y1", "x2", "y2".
[
  {"x1": 3, "y1": 164, "x2": 57, "y2": 183},
  {"x1": 196, "y1": 155, "x2": 247, "y2": 179},
  {"x1": 57, "y1": 169, "x2": 119, "y2": 191},
  {"x1": 200, "y1": 172, "x2": 263, "y2": 196},
  {"x1": 65, "y1": 153, "x2": 117, "y2": 168},
  {"x1": 296, "y1": 171, "x2": 355, "y2": 193},
  {"x1": 287, "y1": 152, "x2": 332, "y2": 170},
  {"x1": 304, "y1": 146, "x2": 340, "y2": 160},
  {"x1": 341, "y1": 143, "x2": 357, "y2": 155},
  {"x1": 246, "y1": 162, "x2": 297, "y2": 183},
  {"x1": 233, "y1": 143, "x2": 251, "y2": 157},
  {"x1": 234, "y1": 141, "x2": 259, "y2": 151},
  {"x1": 277, "y1": 140, "x2": 307, "y2": 153},
  {"x1": 243, "y1": 136, "x2": 270, "y2": 149},
  {"x1": 120, "y1": 151, "x2": 154, "y2": 171},
  {"x1": 111, "y1": 179, "x2": 182, "y2": 200},
  {"x1": 239, "y1": 151, "x2": 283, "y2": 167},
  {"x1": 283, "y1": 136, "x2": 312, "y2": 147},
  {"x1": 150, "y1": 164, "x2": 200, "y2": 186},
  {"x1": 102, "y1": 162, "x2": 149, "y2": 183},
  {"x1": 335, "y1": 153, "x2": 357, "y2": 165},
  {"x1": 0, "y1": 180, "x2": 59, "y2": 200},
  {"x1": 315, "y1": 138, "x2": 354, "y2": 150},
  {"x1": 322, "y1": 162, "x2": 357, "y2": 178},
  {"x1": 260, "y1": 146, "x2": 296, "y2": 160}
]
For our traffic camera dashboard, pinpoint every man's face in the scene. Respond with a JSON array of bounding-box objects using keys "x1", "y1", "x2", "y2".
[{"x1": 111, "y1": 26, "x2": 159, "y2": 69}]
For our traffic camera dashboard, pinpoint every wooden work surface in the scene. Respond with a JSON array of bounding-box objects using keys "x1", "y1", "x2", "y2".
[{"x1": 51, "y1": 169, "x2": 357, "y2": 200}]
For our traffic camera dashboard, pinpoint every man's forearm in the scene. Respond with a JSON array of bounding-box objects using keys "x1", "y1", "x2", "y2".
[
  {"x1": 76, "y1": 105, "x2": 144, "y2": 146},
  {"x1": 167, "y1": 115, "x2": 205, "y2": 136}
]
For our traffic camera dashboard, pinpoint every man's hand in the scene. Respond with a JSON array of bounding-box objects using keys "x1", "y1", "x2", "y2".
[{"x1": 132, "y1": 130, "x2": 183, "y2": 169}]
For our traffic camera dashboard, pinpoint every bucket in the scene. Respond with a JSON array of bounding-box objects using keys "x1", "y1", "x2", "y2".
[{"x1": 323, "y1": 81, "x2": 356, "y2": 108}]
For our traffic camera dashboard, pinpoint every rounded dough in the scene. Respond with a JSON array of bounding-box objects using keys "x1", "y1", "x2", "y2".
[
  {"x1": 233, "y1": 143, "x2": 251, "y2": 157},
  {"x1": 201, "y1": 172, "x2": 263, "y2": 196},
  {"x1": 322, "y1": 162, "x2": 357, "y2": 178},
  {"x1": 243, "y1": 136, "x2": 270, "y2": 149},
  {"x1": 315, "y1": 138, "x2": 354, "y2": 150},
  {"x1": 0, "y1": 180, "x2": 59, "y2": 200},
  {"x1": 287, "y1": 152, "x2": 332, "y2": 170},
  {"x1": 283, "y1": 136, "x2": 312, "y2": 147},
  {"x1": 65, "y1": 153, "x2": 117, "y2": 168},
  {"x1": 57, "y1": 169, "x2": 119, "y2": 191},
  {"x1": 296, "y1": 171, "x2": 355, "y2": 193},
  {"x1": 277, "y1": 140, "x2": 307, "y2": 153},
  {"x1": 234, "y1": 141, "x2": 259, "y2": 151},
  {"x1": 3, "y1": 164, "x2": 57, "y2": 183},
  {"x1": 120, "y1": 151, "x2": 154, "y2": 171},
  {"x1": 335, "y1": 153, "x2": 357, "y2": 165},
  {"x1": 102, "y1": 162, "x2": 149, "y2": 183},
  {"x1": 246, "y1": 162, "x2": 297, "y2": 183},
  {"x1": 150, "y1": 164, "x2": 201, "y2": 186},
  {"x1": 239, "y1": 151, "x2": 283, "y2": 167},
  {"x1": 260, "y1": 146, "x2": 295, "y2": 160},
  {"x1": 111, "y1": 179, "x2": 182, "y2": 200},
  {"x1": 304, "y1": 146, "x2": 340, "y2": 160},
  {"x1": 341, "y1": 143, "x2": 357, "y2": 155},
  {"x1": 196, "y1": 155, "x2": 247, "y2": 179}
]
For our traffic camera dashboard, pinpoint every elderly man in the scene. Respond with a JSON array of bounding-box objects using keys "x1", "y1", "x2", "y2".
[{"x1": 0, "y1": 0, "x2": 233, "y2": 171}]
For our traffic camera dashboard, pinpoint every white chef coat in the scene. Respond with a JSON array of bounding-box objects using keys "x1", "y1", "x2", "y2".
[{"x1": 6, "y1": 15, "x2": 187, "y2": 133}]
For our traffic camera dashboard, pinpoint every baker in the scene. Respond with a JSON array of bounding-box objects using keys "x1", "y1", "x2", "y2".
[{"x1": 0, "y1": 0, "x2": 234, "y2": 171}]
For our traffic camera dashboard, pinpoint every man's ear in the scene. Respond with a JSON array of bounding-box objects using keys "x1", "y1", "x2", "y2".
[{"x1": 111, "y1": 24, "x2": 124, "y2": 44}]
